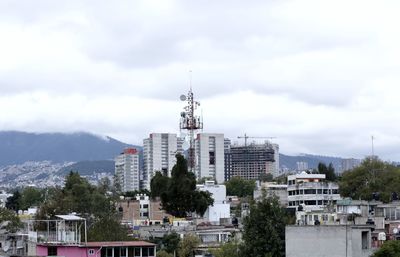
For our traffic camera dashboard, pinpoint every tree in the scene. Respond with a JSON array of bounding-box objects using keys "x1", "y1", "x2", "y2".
[
  {"x1": 156, "y1": 250, "x2": 174, "y2": 257},
  {"x1": 160, "y1": 154, "x2": 214, "y2": 217},
  {"x1": 87, "y1": 215, "x2": 130, "y2": 242},
  {"x1": 339, "y1": 157, "x2": 400, "y2": 202},
  {"x1": 0, "y1": 207, "x2": 22, "y2": 233},
  {"x1": 178, "y1": 234, "x2": 200, "y2": 257},
  {"x1": 241, "y1": 195, "x2": 288, "y2": 257},
  {"x1": 150, "y1": 171, "x2": 170, "y2": 198},
  {"x1": 6, "y1": 191, "x2": 21, "y2": 211},
  {"x1": 318, "y1": 162, "x2": 336, "y2": 182},
  {"x1": 210, "y1": 240, "x2": 241, "y2": 257},
  {"x1": 37, "y1": 171, "x2": 126, "y2": 241},
  {"x1": 19, "y1": 187, "x2": 45, "y2": 210},
  {"x1": 161, "y1": 232, "x2": 181, "y2": 254},
  {"x1": 225, "y1": 177, "x2": 256, "y2": 197},
  {"x1": 371, "y1": 240, "x2": 400, "y2": 257}
]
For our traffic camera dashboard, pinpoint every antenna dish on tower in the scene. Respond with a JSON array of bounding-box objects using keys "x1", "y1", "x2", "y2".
[{"x1": 180, "y1": 95, "x2": 187, "y2": 101}]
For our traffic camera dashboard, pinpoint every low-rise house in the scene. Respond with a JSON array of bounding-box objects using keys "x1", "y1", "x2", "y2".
[
  {"x1": 254, "y1": 182, "x2": 288, "y2": 206},
  {"x1": 197, "y1": 181, "x2": 230, "y2": 225}
]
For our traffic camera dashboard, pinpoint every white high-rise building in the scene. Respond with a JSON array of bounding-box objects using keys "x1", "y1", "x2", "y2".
[
  {"x1": 271, "y1": 143, "x2": 280, "y2": 178},
  {"x1": 195, "y1": 133, "x2": 225, "y2": 184},
  {"x1": 143, "y1": 133, "x2": 184, "y2": 190},
  {"x1": 115, "y1": 148, "x2": 140, "y2": 192}
]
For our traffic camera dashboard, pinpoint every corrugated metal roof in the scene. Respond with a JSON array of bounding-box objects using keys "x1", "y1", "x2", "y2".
[{"x1": 55, "y1": 215, "x2": 85, "y2": 221}]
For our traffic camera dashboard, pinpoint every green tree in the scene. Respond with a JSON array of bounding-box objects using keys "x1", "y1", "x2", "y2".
[
  {"x1": 19, "y1": 187, "x2": 45, "y2": 210},
  {"x1": 0, "y1": 207, "x2": 23, "y2": 233},
  {"x1": 210, "y1": 240, "x2": 241, "y2": 257},
  {"x1": 225, "y1": 177, "x2": 256, "y2": 197},
  {"x1": 6, "y1": 191, "x2": 21, "y2": 211},
  {"x1": 150, "y1": 172, "x2": 170, "y2": 198},
  {"x1": 318, "y1": 162, "x2": 336, "y2": 182},
  {"x1": 37, "y1": 172, "x2": 126, "y2": 241},
  {"x1": 371, "y1": 240, "x2": 400, "y2": 257},
  {"x1": 241, "y1": 196, "x2": 288, "y2": 257},
  {"x1": 161, "y1": 232, "x2": 181, "y2": 254},
  {"x1": 160, "y1": 154, "x2": 214, "y2": 218},
  {"x1": 178, "y1": 234, "x2": 200, "y2": 257},
  {"x1": 87, "y1": 215, "x2": 130, "y2": 242},
  {"x1": 156, "y1": 250, "x2": 174, "y2": 257},
  {"x1": 339, "y1": 157, "x2": 400, "y2": 202}
]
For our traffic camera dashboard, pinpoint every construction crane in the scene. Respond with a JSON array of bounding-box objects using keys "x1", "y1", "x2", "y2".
[{"x1": 237, "y1": 133, "x2": 276, "y2": 147}]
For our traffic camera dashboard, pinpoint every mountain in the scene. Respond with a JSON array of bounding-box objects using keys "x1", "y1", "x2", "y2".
[
  {"x1": 280, "y1": 153, "x2": 345, "y2": 172},
  {"x1": 57, "y1": 160, "x2": 115, "y2": 176},
  {"x1": 0, "y1": 131, "x2": 139, "y2": 166}
]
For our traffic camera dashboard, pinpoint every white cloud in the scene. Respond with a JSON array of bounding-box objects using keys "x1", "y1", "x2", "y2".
[{"x1": 0, "y1": 0, "x2": 400, "y2": 160}]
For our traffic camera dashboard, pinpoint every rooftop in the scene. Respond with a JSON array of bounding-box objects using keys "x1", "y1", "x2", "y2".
[{"x1": 84, "y1": 241, "x2": 155, "y2": 248}]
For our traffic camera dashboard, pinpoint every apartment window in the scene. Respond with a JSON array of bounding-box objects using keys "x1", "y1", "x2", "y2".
[
  {"x1": 209, "y1": 151, "x2": 215, "y2": 165},
  {"x1": 48, "y1": 246, "x2": 57, "y2": 256},
  {"x1": 143, "y1": 204, "x2": 149, "y2": 208}
]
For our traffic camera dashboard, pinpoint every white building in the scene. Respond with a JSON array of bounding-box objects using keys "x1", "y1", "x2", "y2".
[
  {"x1": 287, "y1": 172, "x2": 341, "y2": 211},
  {"x1": 115, "y1": 148, "x2": 140, "y2": 192},
  {"x1": 296, "y1": 161, "x2": 309, "y2": 171},
  {"x1": 195, "y1": 133, "x2": 225, "y2": 184},
  {"x1": 197, "y1": 181, "x2": 230, "y2": 225},
  {"x1": 143, "y1": 133, "x2": 184, "y2": 190},
  {"x1": 271, "y1": 143, "x2": 280, "y2": 177}
]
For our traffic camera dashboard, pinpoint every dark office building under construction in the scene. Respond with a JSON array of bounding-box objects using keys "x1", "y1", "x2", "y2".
[{"x1": 225, "y1": 143, "x2": 275, "y2": 181}]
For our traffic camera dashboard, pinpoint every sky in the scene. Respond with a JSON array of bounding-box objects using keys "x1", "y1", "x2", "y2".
[{"x1": 1, "y1": 0, "x2": 400, "y2": 161}]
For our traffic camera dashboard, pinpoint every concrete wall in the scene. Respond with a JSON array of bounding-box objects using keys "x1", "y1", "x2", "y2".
[{"x1": 286, "y1": 225, "x2": 375, "y2": 257}]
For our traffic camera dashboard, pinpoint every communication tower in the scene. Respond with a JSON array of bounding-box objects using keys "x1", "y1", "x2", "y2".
[{"x1": 179, "y1": 86, "x2": 203, "y2": 172}]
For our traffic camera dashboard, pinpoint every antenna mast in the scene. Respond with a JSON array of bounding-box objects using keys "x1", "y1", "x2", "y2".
[{"x1": 179, "y1": 72, "x2": 203, "y2": 173}]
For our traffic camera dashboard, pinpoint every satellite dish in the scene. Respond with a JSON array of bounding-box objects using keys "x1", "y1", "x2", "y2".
[
  {"x1": 180, "y1": 94, "x2": 187, "y2": 101},
  {"x1": 182, "y1": 141, "x2": 190, "y2": 151},
  {"x1": 393, "y1": 228, "x2": 399, "y2": 234}
]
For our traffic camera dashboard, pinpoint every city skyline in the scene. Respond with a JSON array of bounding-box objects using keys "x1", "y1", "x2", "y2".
[{"x1": 1, "y1": 0, "x2": 400, "y2": 161}]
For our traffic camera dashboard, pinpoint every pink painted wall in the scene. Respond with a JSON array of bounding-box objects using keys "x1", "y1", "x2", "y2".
[{"x1": 37, "y1": 245, "x2": 101, "y2": 257}]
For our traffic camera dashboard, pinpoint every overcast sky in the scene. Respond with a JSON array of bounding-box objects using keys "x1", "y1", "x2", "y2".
[{"x1": 1, "y1": 0, "x2": 400, "y2": 161}]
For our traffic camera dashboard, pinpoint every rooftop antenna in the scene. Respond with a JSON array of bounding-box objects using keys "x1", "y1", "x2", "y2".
[{"x1": 179, "y1": 71, "x2": 203, "y2": 173}]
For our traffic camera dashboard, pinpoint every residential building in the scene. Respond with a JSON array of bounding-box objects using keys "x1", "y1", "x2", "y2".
[
  {"x1": 225, "y1": 143, "x2": 275, "y2": 181},
  {"x1": 195, "y1": 133, "x2": 225, "y2": 184},
  {"x1": 115, "y1": 148, "x2": 140, "y2": 192},
  {"x1": 286, "y1": 225, "x2": 375, "y2": 257},
  {"x1": 341, "y1": 158, "x2": 361, "y2": 173},
  {"x1": 197, "y1": 181, "x2": 230, "y2": 225},
  {"x1": 254, "y1": 182, "x2": 288, "y2": 206},
  {"x1": 287, "y1": 172, "x2": 341, "y2": 211},
  {"x1": 28, "y1": 214, "x2": 156, "y2": 257},
  {"x1": 296, "y1": 161, "x2": 309, "y2": 171},
  {"x1": 119, "y1": 195, "x2": 172, "y2": 226},
  {"x1": 143, "y1": 133, "x2": 183, "y2": 190}
]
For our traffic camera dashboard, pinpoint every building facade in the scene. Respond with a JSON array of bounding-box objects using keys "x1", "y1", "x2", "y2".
[
  {"x1": 197, "y1": 181, "x2": 230, "y2": 225},
  {"x1": 143, "y1": 133, "x2": 184, "y2": 190},
  {"x1": 287, "y1": 172, "x2": 341, "y2": 211},
  {"x1": 115, "y1": 148, "x2": 140, "y2": 192},
  {"x1": 195, "y1": 133, "x2": 225, "y2": 184},
  {"x1": 225, "y1": 143, "x2": 275, "y2": 181}
]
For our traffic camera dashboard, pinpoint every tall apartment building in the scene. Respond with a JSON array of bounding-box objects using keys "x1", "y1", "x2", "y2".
[
  {"x1": 143, "y1": 133, "x2": 183, "y2": 190},
  {"x1": 296, "y1": 161, "x2": 309, "y2": 171},
  {"x1": 194, "y1": 133, "x2": 225, "y2": 184},
  {"x1": 341, "y1": 158, "x2": 361, "y2": 173},
  {"x1": 115, "y1": 148, "x2": 140, "y2": 192},
  {"x1": 225, "y1": 143, "x2": 275, "y2": 181}
]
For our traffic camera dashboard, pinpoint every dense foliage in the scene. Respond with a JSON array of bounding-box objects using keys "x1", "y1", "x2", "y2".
[
  {"x1": 0, "y1": 207, "x2": 23, "y2": 233},
  {"x1": 151, "y1": 154, "x2": 214, "y2": 218},
  {"x1": 36, "y1": 171, "x2": 128, "y2": 241},
  {"x1": 317, "y1": 162, "x2": 336, "y2": 181},
  {"x1": 225, "y1": 176, "x2": 256, "y2": 197},
  {"x1": 371, "y1": 240, "x2": 400, "y2": 257},
  {"x1": 177, "y1": 234, "x2": 200, "y2": 257},
  {"x1": 339, "y1": 157, "x2": 400, "y2": 202},
  {"x1": 241, "y1": 196, "x2": 289, "y2": 257},
  {"x1": 210, "y1": 240, "x2": 241, "y2": 257}
]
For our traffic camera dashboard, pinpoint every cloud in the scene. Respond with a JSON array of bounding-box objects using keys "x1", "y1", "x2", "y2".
[{"x1": 0, "y1": 0, "x2": 400, "y2": 160}]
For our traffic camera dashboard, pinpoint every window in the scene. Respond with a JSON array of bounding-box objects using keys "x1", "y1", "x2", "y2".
[
  {"x1": 48, "y1": 246, "x2": 57, "y2": 256},
  {"x1": 142, "y1": 247, "x2": 149, "y2": 257},
  {"x1": 88, "y1": 249, "x2": 95, "y2": 255},
  {"x1": 143, "y1": 204, "x2": 149, "y2": 208},
  {"x1": 134, "y1": 248, "x2": 141, "y2": 257},
  {"x1": 209, "y1": 151, "x2": 215, "y2": 165}
]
